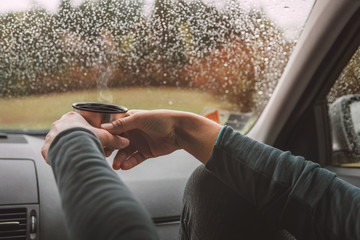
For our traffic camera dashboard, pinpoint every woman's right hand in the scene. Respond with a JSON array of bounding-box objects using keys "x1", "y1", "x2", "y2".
[{"x1": 101, "y1": 109, "x2": 222, "y2": 170}]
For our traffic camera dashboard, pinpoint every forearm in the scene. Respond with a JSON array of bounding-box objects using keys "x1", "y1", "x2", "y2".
[
  {"x1": 174, "y1": 111, "x2": 222, "y2": 163},
  {"x1": 48, "y1": 127, "x2": 158, "y2": 240},
  {"x1": 318, "y1": 178, "x2": 360, "y2": 239},
  {"x1": 206, "y1": 126, "x2": 339, "y2": 238}
]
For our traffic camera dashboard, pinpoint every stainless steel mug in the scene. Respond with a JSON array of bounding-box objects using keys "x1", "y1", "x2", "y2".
[{"x1": 72, "y1": 102, "x2": 128, "y2": 128}]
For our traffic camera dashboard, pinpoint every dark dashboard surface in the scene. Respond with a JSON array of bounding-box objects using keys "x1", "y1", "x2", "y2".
[{"x1": 0, "y1": 133, "x2": 200, "y2": 240}]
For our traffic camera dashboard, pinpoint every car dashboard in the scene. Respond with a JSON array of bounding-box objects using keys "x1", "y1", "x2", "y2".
[{"x1": 0, "y1": 132, "x2": 200, "y2": 240}]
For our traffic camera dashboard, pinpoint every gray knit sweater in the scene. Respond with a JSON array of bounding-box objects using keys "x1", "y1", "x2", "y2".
[{"x1": 49, "y1": 126, "x2": 360, "y2": 240}]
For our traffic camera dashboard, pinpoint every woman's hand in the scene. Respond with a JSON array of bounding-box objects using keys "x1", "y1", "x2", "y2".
[
  {"x1": 41, "y1": 112, "x2": 129, "y2": 163},
  {"x1": 101, "y1": 109, "x2": 222, "y2": 170}
]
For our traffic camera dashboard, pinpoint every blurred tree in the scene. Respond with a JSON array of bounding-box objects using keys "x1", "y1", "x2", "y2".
[
  {"x1": 0, "y1": 0, "x2": 295, "y2": 114},
  {"x1": 0, "y1": 10, "x2": 64, "y2": 97},
  {"x1": 328, "y1": 46, "x2": 360, "y2": 103},
  {"x1": 180, "y1": 4, "x2": 293, "y2": 112}
]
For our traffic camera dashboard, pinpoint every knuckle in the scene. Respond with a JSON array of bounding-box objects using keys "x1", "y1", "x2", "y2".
[
  {"x1": 112, "y1": 119, "x2": 125, "y2": 131},
  {"x1": 50, "y1": 122, "x2": 57, "y2": 130},
  {"x1": 50, "y1": 122, "x2": 59, "y2": 133},
  {"x1": 61, "y1": 111, "x2": 76, "y2": 120},
  {"x1": 66, "y1": 112, "x2": 76, "y2": 120}
]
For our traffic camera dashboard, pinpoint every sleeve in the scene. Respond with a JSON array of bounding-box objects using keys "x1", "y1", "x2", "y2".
[
  {"x1": 48, "y1": 127, "x2": 159, "y2": 240},
  {"x1": 205, "y1": 126, "x2": 359, "y2": 239}
]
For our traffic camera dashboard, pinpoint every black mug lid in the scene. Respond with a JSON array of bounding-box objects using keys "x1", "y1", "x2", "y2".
[{"x1": 72, "y1": 102, "x2": 128, "y2": 114}]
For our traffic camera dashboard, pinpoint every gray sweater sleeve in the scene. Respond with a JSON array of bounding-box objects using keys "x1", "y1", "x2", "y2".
[
  {"x1": 206, "y1": 126, "x2": 360, "y2": 239},
  {"x1": 48, "y1": 127, "x2": 159, "y2": 240}
]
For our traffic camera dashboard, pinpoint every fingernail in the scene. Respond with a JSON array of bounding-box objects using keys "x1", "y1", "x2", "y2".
[
  {"x1": 101, "y1": 123, "x2": 113, "y2": 129},
  {"x1": 113, "y1": 162, "x2": 120, "y2": 170}
]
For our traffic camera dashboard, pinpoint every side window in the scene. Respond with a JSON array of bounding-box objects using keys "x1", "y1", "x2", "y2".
[{"x1": 327, "y1": 46, "x2": 360, "y2": 167}]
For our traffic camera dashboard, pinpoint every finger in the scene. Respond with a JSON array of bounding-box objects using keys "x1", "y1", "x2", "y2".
[
  {"x1": 112, "y1": 150, "x2": 130, "y2": 170},
  {"x1": 41, "y1": 143, "x2": 49, "y2": 163},
  {"x1": 101, "y1": 111, "x2": 142, "y2": 135},
  {"x1": 120, "y1": 151, "x2": 147, "y2": 170},
  {"x1": 97, "y1": 130, "x2": 130, "y2": 150},
  {"x1": 41, "y1": 130, "x2": 56, "y2": 164},
  {"x1": 103, "y1": 147, "x2": 114, "y2": 157}
]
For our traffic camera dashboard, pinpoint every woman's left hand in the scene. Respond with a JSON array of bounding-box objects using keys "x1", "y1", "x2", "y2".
[{"x1": 41, "y1": 112, "x2": 129, "y2": 163}]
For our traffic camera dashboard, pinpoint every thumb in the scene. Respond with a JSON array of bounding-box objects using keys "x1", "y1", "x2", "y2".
[
  {"x1": 101, "y1": 114, "x2": 140, "y2": 135},
  {"x1": 101, "y1": 133, "x2": 130, "y2": 150}
]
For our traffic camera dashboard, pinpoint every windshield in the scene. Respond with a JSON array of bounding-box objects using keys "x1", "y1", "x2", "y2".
[{"x1": 0, "y1": 0, "x2": 315, "y2": 132}]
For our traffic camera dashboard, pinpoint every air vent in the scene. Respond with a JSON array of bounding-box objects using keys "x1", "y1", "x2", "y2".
[{"x1": 0, "y1": 208, "x2": 27, "y2": 240}]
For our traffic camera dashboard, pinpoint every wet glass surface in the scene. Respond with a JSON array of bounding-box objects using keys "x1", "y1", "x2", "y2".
[
  {"x1": 328, "y1": 46, "x2": 360, "y2": 167},
  {"x1": 0, "y1": 0, "x2": 315, "y2": 130}
]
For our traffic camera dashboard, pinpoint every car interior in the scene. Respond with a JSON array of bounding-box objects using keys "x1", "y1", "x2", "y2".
[{"x1": 0, "y1": 0, "x2": 359, "y2": 239}]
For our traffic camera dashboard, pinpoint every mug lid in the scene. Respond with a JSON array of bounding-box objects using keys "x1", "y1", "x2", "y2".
[{"x1": 72, "y1": 102, "x2": 128, "y2": 114}]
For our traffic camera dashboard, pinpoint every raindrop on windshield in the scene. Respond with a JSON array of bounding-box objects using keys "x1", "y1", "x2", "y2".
[{"x1": 0, "y1": 0, "x2": 314, "y2": 129}]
